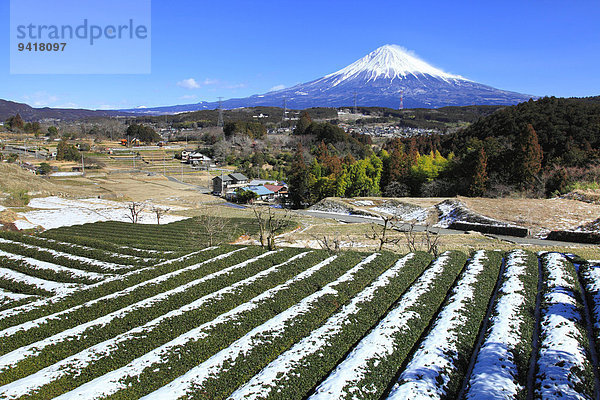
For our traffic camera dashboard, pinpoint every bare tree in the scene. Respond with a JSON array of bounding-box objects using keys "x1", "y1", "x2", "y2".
[
  {"x1": 400, "y1": 220, "x2": 442, "y2": 257},
  {"x1": 151, "y1": 206, "x2": 170, "y2": 225},
  {"x1": 127, "y1": 202, "x2": 145, "y2": 224},
  {"x1": 312, "y1": 234, "x2": 342, "y2": 254},
  {"x1": 194, "y1": 209, "x2": 230, "y2": 247},
  {"x1": 366, "y1": 214, "x2": 401, "y2": 251},
  {"x1": 252, "y1": 207, "x2": 293, "y2": 250}
]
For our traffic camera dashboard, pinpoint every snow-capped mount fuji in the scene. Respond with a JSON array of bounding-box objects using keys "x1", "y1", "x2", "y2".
[
  {"x1": 322, "y1": 44, "x2": 466, "y2": 85},
  {"x1": 123, "y1": 45, "x2": 534, "y2": 114}
]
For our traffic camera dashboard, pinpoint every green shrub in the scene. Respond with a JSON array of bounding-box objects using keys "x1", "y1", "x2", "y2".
[{"x1": 4, "y1": 190, "x2": 30, "y2": 207}]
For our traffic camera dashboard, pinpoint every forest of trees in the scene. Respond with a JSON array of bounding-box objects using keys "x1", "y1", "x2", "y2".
[
  {"x1": 438, "y1": 96, "x2": 600, "y2": 197},
  {"x1": 287, "y1": 96, "x2": 600, "y2": 205},
  {"x1": 223, "y1": 121, "x2": 267, "y2": 139},
  {"x1": 126, "y1": 124, "x2": 161, "y2": 143},
  {"x1": 287, "y1": 138, "x2": 453, "y2": 207}
]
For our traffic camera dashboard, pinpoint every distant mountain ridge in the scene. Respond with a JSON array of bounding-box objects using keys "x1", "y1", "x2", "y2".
[
  {"x1": 122, "y1": 45, "x2": 536, "y2": 115},
  {"x1": 0, "y1": 99, "x2": 130, "y2": 122}
]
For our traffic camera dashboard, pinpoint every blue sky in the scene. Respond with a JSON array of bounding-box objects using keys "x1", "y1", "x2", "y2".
[{"x1": 1, "y1": 0, "x2": 599, "y2": 110}]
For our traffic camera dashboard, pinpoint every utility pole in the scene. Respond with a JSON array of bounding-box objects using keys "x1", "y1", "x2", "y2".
[
  {"x1": 282, "y1": 96, "x2": 287, "y2": 123},
  {"x1": 353, "y1": 92, "x2": 358, "y2": 114},
  {"x1": 81, "y1": 153, "x2": 85, "y2": 176},
  {"x1": 220, "y1": 170, "x2": 224, "y2": 197},
  {"x1": 217, "y1": 97, "x2": 224, "y2": 127}
]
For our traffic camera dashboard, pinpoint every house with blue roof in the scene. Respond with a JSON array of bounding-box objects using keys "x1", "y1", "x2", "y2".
[{"x1": 241, "y1": 185, "x2": 275, "y2": 201}]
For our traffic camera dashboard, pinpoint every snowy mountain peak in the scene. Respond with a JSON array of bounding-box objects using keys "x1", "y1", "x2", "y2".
[
  {"x1": 121, "y1": 44, "x2": 534, "y2": 114},
  {"x1": 324, "y1": 44, "x2": 466, "y2": 85}
]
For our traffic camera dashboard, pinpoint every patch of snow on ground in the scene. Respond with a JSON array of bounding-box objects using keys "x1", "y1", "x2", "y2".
[
  {"x1": 0, "y1": 249, "x2": 108, "y2": 281},
  {"x1": 435, "y1": 201, "x2": 457, "y2": 228},
  {"x1": 351, "y1": 200, "x2": 374, "y2": 206},
  {"x1": 230, "y1": 253, "x2": 414, "y2": 399},
  {"x1": 371, "y1": 204, "x2": 428, "y2": 222},
  {"x1": 465, "y1": 250, "x2": 529, "y2": 399},
  {"x1": 51, "y1": 255, "x2": 339, "y2": 400},
  {"x1": 0, "y1": 288, "x2": 34, "y2": 303},
  {"x1": 535, "y1": 252, "x2": 591, "y2": 400},
  {"x1": 140, "y1": 254, "x2": 380, "y2": 400},
  {"x1": 434, "y1": 200, "x2": 513, "y2": 229},
  {"x1": 12, "y1": 220, "x2": 37, "y2": 230},
  {"x1": 0, "y1": 250, "x2": 284, "y2": 386},
  {"x1": 0, "y1": 248, "x2": 247, "y2": 340},
  {"x1": 15, "y1": 196, "x2": 188, "y2": 230},
  {"x1": 310, "y1": 253, "x2": 451, "y2": 400},
  {"x1": 0, "y1": 267, "x2": 82, "y2": 296},
  {"x1": 49, "y1": 172, "x2": 83, "y2": 177},
  {"x1": 388, "y1": 251, "x2": 488, "y2": 399},
  {"x1": 308, "y1": 200, "x2": 353, "y2": 215},
  {"x1": 583, "y1": 264, "x2": 600, "y2": 334},
  {"x1": 0, "y1": 238, "x2": 127, "y2": 272}
]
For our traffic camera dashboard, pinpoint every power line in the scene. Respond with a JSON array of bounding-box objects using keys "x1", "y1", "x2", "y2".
[{"x1": 217, "y1": 97, "x2": 224, "y2": 127}]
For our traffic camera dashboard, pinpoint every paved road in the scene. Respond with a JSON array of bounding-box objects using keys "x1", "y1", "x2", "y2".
[{"x1": 296, "y1": 210, "x2": 596, "y2": 248}]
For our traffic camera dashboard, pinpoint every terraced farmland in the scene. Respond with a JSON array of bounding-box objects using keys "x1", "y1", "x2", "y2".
[{"x1": 0, "y1": 223, "x2": 599, "y2": 399}]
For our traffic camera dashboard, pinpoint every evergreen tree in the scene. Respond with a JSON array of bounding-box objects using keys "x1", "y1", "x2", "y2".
[
  {"x1": 469, "y1": 146, "x2": 488, "y2": 196},
  {"x1": 407, "y1": 138, "x2": 418, "y2": 166},
  {"x1": 47, "y1": 126, "x2": 58, "y2": 137},
  {"x1": 126, "y1": 124, "x2": 161, "y2": 143},
  {"x1": 514, "y1": 123, "x2": 543, "y2": 187},
  {"x1": 6, "y1": 113, "x2": 24, "y2": 130},
  {"x1": 288, "y1": 143, "x2": 310, "y2": 208},
  {"x1": 293, "y1": 111, "x2": 312, "y2": 135},
  {"x1": 388, "y1": 144, "x2": 410, "y2": 184},
  {"x1": 56, "y1": 138, "x2": 80, "y2": 161}
]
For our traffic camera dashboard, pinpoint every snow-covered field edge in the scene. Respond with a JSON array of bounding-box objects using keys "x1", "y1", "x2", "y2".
[
  {"x1": 387, "y1": 250, "x2": 502, "y2": 399},
  {"x1": 535, "y1": 252, "x2": 595, "y2": 400},
  {"x1": 464, "y1": 249, "x2": 538, "y2": 400}
]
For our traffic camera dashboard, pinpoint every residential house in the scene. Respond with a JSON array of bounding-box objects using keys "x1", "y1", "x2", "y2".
[
  {"x1": 182, "y1": 151, "x2": 211, "y2": 165},
  {"x1": 263, "y1": 184, "x2": 287, "y2": 199},
  {"x1": 212, "y1": 172, "x2": 249, "y2": 196},
  {"x1": 229, "y1": 173, "x2": 249, "y2": 185},
  {"x1": 249, "y1": 179, "x2": 278, "y2": 186},
  {"x1": 212, "y1": 175, "x2": 233, "y2": 195},
  {"x1": 241, "y1": 185, "x2": 275, "y2": 201}
]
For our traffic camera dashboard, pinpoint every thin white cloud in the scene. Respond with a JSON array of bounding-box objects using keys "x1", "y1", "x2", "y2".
[
  {"x1": 269, "y1": 84, "x2": 286, "y2": 92},
  {"x1": 226, "y1": 83, "x2": 248, "y2": 89},
  {"x1": 180, "y1": 94, "x2": 198, "y2": 100},
  {"x1": 55, "y1": 102, "x2": 80, "y2": 109},
  {"x1": 177, "y1": 77, "x2": 247, "y2": 91},
  {"x1": 177, "y1": 78, "x2": 201, "y2": 89},
  {"x1": 22, "y1": 91, "x2": 59, "y2": 107}
]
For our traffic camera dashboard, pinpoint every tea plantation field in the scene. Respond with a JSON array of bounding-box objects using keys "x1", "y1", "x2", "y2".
[{"x1": 0, "y1": 221, "x2": 598, "y2": 399}]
